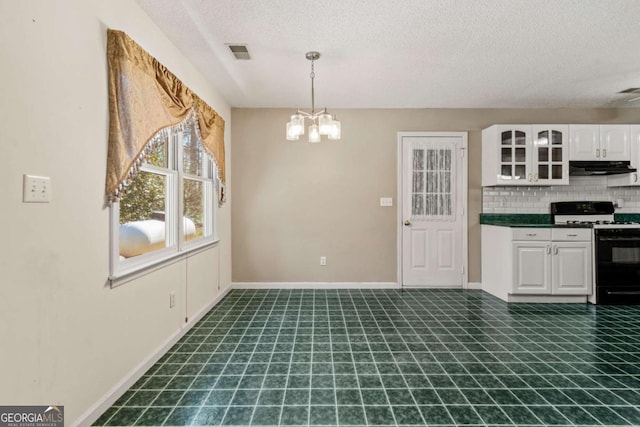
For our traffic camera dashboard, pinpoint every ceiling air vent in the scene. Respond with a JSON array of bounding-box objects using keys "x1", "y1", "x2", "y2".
[{"x1": 226, "y1": 44, "x2": 251, "y2": 60}]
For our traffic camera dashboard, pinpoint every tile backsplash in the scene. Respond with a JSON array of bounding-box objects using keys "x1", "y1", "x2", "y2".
[{"x1": 482, "y1": 176, "x2": 640, "y2": 213}]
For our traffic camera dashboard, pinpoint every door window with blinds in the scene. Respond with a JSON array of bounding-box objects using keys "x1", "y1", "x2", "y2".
[{"x1": 411, "y1": 142, "x2": 455, "y2": 220}]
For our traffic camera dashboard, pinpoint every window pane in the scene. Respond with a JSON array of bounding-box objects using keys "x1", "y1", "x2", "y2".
[
  {"x1": 501, "y1": 131, "x2": 512, "y2": 146},
  {"x1": 413, "y1": 149, "x2": 424, "y2": 170},
  {"x1": 412, "y1": 194, "x2": 424, "y2": 215},
  {"x1": 412, "y1": 172, "x2": 424, "y2": 193},
  {"x1": 119, "y1": 171, "x2": 167, "y2": 258},
  {"x1": 143, "y1": 137, "x2": 168, "y2": 168},
  {"x1": 536, "y1": 130, "x2": 549, "y2": 146},
  {"x1": 183, "y1": 124, "x2": 203, "y2": 176},
  {"x1": 538, "y1": 165, "x2": 549, "y2": 179},
  {"x1": 538, "y1": 147, "x2": 549, "y2": 162},
  {"x1": 184, "y1": 178, "x2": 205, "y2": 241}
]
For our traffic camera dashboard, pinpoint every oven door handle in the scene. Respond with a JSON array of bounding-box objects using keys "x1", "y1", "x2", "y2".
[
  {"x1": 606, "y1": 291, "x2": 640, "y2": 296},
  {"x1": 597, "y1": 237, "x2": 640, "y2": 241}
]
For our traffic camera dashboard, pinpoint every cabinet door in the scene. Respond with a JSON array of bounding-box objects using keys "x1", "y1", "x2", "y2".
[
  {"x1": 569, "y1": 125, "x2": 599, "y2": 161},
  {"x1": 606, "y1": 125, "x2": 640, "y2": 187},
  {"x1": 600, "y1": 125, "x2": 630, "y2": 161},
  {"x1": 551, "y1": 242, "x2": 592, "y2": 295},
  {"x1": 532, "y1": 125, "x2": 568, "y2": 185},
  {"x1": 512, "y1": 242, "x2": 551, "y2": 294},
  {"x1": 631, "y1": 125, "x2": 640, "y2": 168},
  {"x1": 497, "y1": 126, "x2": 531, "y2": 184}
]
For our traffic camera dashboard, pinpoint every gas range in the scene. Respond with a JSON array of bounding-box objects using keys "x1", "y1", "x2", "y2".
[
  {"x1": 551, "y1": 201, "x2": 640, "y2": 229},
  {"x1": 551, "y1": 201, "x2": 640, "y2": 305}
]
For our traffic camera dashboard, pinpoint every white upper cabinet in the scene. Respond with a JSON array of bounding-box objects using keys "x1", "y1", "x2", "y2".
[
  {"x1": 569, "y1": 124, "x2": 630, "y2": 161},
  {"x1": 531, "y1": 125, "x2": 569, "y2": 185},
  {"x1": 568, "y1": 125, "x2": 599, "y2": 160},
  {"x1": 482, "y1": 124, "x2": 568, "y2": 186},
  {"x1": 601, "y1": 125, "x2": 631, "y2": 160},
  {"x1": 607, "y1": 125, "x2": 640, "y2": 187}
]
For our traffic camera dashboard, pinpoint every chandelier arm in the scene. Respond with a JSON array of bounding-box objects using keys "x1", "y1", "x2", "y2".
[{"x1": 296, "y1": 110, "x2": 313, "y2": 118}]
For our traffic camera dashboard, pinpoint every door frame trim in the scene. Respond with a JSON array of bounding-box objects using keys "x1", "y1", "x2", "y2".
[{"x1": 396, "y1": 131, "x2": 469, "y2": 288}]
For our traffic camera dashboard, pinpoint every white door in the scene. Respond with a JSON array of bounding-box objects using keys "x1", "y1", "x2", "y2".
[{"x1": 400, "y1": 133, "x2": 466, "y2": 287}]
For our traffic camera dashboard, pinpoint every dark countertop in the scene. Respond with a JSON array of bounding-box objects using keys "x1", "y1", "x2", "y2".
[
  {"x1": 480, "y1": 213, "x2": 640, "y2": 227},
  {"x1": 480, "y1": 214, "x2": 553, "y2": 227}
]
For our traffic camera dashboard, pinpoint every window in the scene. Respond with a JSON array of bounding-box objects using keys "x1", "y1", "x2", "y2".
[{"x1": 110, "y1": 120, "x2": 219, "y2": 279}]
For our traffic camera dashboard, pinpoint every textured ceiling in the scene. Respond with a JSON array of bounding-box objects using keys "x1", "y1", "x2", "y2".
[{"x1": 136, "y1": 0, "x2": 640, "y2": 109}]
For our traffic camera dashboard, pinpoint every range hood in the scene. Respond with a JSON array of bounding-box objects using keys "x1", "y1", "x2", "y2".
[{"x1": 569, "y1": 161, "x2": 636, "y2": 176}]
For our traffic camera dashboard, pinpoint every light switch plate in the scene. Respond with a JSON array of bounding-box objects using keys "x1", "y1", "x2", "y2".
[
  {"x1": 380, "y1": 197, "x2": 393, "y2": 207},
  {"x1": 23, "y1": 174, "x2": 51, "y2": 203}
]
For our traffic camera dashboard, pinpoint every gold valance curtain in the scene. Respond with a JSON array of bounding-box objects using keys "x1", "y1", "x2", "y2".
[{"x1": 106, "y1": 29, "x2": 226, "y2": 202}]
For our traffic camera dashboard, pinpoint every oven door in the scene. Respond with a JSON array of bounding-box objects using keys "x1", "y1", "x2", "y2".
[{"x1": 595, "y1": 228, "x2": 640, "y2": 304}]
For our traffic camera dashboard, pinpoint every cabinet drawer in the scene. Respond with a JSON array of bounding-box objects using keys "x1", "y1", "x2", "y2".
[
  {"x1": 512, "y1": 228, "x2": 551, "y2": 241},
  {"x1": 552, "y1": 228, "x2": 592, "y2": 241}
]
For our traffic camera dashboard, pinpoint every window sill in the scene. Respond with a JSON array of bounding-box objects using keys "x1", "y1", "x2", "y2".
[{"x1": 109, "y1": 239, "x2": 219, "y2": 288}]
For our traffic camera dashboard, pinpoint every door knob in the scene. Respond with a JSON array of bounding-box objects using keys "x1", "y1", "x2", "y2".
[{"x1": 404, "y1": 220, "x2": 411, "y2": 226}]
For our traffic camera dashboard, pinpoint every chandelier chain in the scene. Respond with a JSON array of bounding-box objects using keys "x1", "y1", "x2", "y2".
[{"x1": 310, "y1": 59, "x2": 315, "y2": 114}]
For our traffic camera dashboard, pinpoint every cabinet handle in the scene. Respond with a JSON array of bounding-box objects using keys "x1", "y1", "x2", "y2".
[
  {"x1": 525, "y1": 233, "x2": 537, "y2": 236},
  {"x1": 567, "y1": 234, "x2": 578, "y2": 237},
  {"x1": 546, "y1": 245, "x2": 551, "y2": 254},
  {"x1": 553, "y1": 246, "x2": 558, "y2": 255},
  {"x1": 634, "y1": 173, "x2": 638, "y2": 183},
  {"x1": 603, "y1": 148, "x2": 607, "y2": 158},
  {"x1": 596, "y1": 148, "x2": 600, "y2": 158}
]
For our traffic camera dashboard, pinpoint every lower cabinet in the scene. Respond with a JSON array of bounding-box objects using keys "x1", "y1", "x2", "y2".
[{"x1": 482, "y1": 226, "x2": 592, "y2": 302}]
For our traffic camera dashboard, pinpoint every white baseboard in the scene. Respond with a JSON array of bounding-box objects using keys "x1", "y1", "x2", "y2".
[
  {"x1": 232, "y1": 282, "x2": 400, "y2": 289},
  {"x1": 75, "y1": 286, "x2": 231, "y2": 427},
  {"x1": 466, "y1": 282, "x2": 482, "y2": 290}
]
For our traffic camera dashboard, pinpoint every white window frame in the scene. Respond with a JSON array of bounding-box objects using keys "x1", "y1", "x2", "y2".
[{"x1": 109, "y1": 127, "x2": 219, "y2": 284}]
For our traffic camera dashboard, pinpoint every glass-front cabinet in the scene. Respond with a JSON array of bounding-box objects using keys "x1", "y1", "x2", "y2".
[
  {"x1": 482, "y1": 124, "x2": 569, "y2": 186},
  {"x1": 499, "y1": 127, "x2": 529, "y2": 182},
  {"x1": 531, "y1": 125, "x2": 568, "y2": 185}
]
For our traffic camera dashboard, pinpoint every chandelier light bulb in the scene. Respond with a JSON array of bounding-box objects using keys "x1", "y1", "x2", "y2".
[
  {"x1": 286, "y1": 122, "x2": 299, "y2": 140},
  {"x1": 290, "y1": 114, "x2": 304, "y2": 135},
  {"x1": 328, "y1": 118, "x2": 341, "y2": 140},
  {"x1": 308, "y1": 124, "x2": 321, "y2": 143},
  {"x1": 318, "y1": 112, "x2": 333, "y2": 135}
]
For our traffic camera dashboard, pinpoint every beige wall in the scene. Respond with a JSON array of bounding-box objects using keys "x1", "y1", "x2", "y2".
[
  {"x1": 232, "y1": 108, "x2": 640, "y2": 284},
  {"x1": 0, "y1": 1, "x2": 231, "y2": 425}
]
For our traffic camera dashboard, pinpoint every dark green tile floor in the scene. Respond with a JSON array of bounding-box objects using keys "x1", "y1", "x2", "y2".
[{"x1": 93, "y1": 289, "x2": 640, "y2": 426}]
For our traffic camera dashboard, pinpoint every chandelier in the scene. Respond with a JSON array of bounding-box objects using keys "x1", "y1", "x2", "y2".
[{"x1": 286, "y1": 51, "x2": 341, "y2": 143}]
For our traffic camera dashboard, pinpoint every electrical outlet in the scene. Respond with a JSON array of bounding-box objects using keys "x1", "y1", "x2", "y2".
[
  {"x1": 320, "y1": 256, "x2": 327, "y2": 266},
  {"x1": 169, "y1": 292, "x2": 176, "y2": 308},
  {"x1": 23, "y1": 174, "x2": 51, "y2": 203}
]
